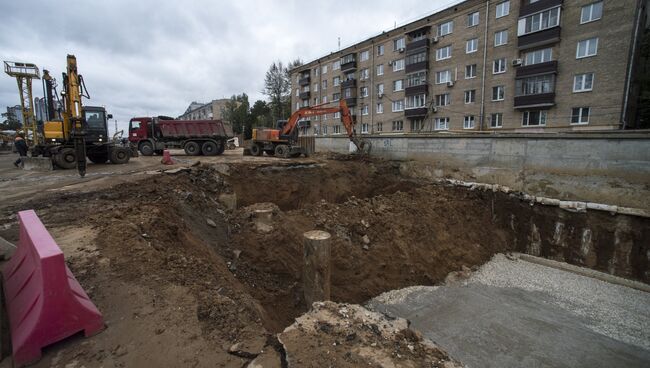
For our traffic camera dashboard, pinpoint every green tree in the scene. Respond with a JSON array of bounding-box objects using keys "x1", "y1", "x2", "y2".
[
  {"x1": 221, "y1": 94, "x2": 253, "y2": 138},
  {"x1": 263, "y1": 59, "x2": 302, "y2": 122},
  {"x1": 0, "y1": 110, "x2": 22, "y2": 130},
  {"x1": 250, "y1": 100, "x2": 272, "y2": 128}
]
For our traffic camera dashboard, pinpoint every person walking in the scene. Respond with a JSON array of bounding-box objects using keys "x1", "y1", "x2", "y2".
[{"x1": 13, "y1": 134, "x2": 28, "y2": 168}]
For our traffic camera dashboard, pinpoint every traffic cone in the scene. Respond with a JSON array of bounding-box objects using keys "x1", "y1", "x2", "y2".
[{"x1": 161, "y1": 149, "x2": 174, "y2": 165}]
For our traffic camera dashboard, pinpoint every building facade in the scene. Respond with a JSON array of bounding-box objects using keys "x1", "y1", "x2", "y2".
[
  {"x1": 291, "y1": 0, "x2": 646, "y2": 135},
  {"x1": 178, "y1": 99, "x2": 230, "y2": 121}
]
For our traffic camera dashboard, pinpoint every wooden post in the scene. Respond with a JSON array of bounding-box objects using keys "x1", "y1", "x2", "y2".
[{"x1": 303, "y1": 230, "x2": 332, "y2": 307}]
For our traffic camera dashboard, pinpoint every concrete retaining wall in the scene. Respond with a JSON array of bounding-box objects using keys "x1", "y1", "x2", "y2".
[{"x1": 316, "y1": 133, "x2": 650, "y2": 210}]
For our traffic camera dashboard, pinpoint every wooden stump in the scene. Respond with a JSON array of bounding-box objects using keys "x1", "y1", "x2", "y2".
[{"x1": 303, "y1": 230, "x2": 332, "y2": 307}]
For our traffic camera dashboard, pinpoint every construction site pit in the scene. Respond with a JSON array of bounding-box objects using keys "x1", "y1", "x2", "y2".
[{"x1": 0, "y1": 154, "x2": 648, "y2": 367}]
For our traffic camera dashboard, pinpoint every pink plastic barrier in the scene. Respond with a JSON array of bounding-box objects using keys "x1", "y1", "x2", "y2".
[{"x1": 2, "y1": 210, "x2": 104, "y2": 367}]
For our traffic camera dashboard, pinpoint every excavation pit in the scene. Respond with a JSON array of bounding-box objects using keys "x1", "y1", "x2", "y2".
[{"x1": 1, "y1": 156, "x2": 647, "y2": 366}]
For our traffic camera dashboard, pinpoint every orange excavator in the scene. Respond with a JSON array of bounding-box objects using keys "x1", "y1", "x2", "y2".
[{"x1": 248, "y1": 100, "x2": 371, "y2": 158}]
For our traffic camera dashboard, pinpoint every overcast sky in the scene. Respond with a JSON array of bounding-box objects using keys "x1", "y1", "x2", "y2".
[{"x1": 1, "y1": 0, "x2": 460, "y2": 133}]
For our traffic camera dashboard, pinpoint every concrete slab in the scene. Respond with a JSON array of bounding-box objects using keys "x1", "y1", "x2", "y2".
[{"x1": 368, "y1": 256, "x2": 650, "y2": 368}]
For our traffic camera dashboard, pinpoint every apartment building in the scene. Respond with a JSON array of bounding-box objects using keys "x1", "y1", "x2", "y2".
[
  {"x1": 291, "y1": 0, "x2": 646, "y2": 134},
  {"x1": 178, "y1": 99, "x2": 230, "y2": 120}
]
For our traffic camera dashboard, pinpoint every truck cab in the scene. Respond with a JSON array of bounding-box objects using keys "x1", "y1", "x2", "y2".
[{"x1": 128, "y1": 117, "x2": 152, "y2": 144}]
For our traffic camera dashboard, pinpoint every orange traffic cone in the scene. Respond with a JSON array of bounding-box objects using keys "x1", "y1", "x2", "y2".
[{"x1": 161, "y1": 149, "x2": 174, "y2": 165}]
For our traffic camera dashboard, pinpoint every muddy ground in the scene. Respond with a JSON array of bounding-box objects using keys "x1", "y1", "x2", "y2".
[{"x1": 0, "y1": 151, "x2": 647, "y2": 367}]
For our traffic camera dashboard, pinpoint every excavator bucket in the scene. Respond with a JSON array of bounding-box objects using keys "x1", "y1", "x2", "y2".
[{"x1": 21, "y1": 157, "x2": 54, "y2": 171}]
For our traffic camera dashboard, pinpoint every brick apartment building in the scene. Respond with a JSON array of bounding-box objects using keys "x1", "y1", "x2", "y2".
[
  {"x1": 178, "y1": 99, "x2": 230, "y2": 121},
  {"x1": 290, "y1": 0, "x2": 647, "y2": 134}
]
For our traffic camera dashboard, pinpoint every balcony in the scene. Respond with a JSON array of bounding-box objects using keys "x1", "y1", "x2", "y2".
[
  {"x1": 299, "y1": 75, "x2": 311, "y2": 86},
  {"x1": 341, "y1": 79, "x2": 357, "y2": 88},
  {"x1": 405, "y1": 61, "x2": 428, "y2": 74},
  {"x1": 405, "y1": 107, "x2": 428, "y2": 118},
  {"x1": 341, "y1": 60, "x2": 357, "y2": 72},
  {"x1": 516, "y1": 60, "x2": 558, "y2": 78},
  {"x1": 520, "y1": 0, "x2": 563, "y2": 17},
  {"x1": 405, "y1": 83, "x2": 428, "y2": 97},
  {"x1": 406, "y1": 38, "x2": 430, "y2": 53},
  {"x1": 514, "y1": 92, "x2": 556, "y2": 109},
  {"x1": 518, "y1": 27, "x2": 561, "y2": 50},
  {"x1": 299, "y1": 91, "x2": 311, "y2": 100},
  {"x1": 345, "y1": 97, "x2": 357, "y2": 107}
]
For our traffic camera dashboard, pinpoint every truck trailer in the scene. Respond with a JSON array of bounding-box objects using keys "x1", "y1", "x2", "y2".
[{"x1": 128, "y1": 116, "x2": 233, "y2": 156}]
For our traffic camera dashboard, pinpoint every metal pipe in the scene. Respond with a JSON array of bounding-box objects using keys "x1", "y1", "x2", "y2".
[
  {"x1": 479, "y1": 0, "x2": 490, "y2": 131},
  {"x1": 621, "y1": 0, "x2": 644, "y2": 129}
]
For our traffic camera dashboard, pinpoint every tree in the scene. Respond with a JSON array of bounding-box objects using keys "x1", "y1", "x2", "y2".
[
  {"x1": 221, "y1": 94, "x2": 253, "y2": 139},
  {"x1": 0, "y1": 110, "x2": 21, "y2": 130},
  {"x1": 263, "y1": 59, "x2": 302, "y2": 122},
  {"x1": 250, "y1": 100, "x2": 272, "y2": 128}
]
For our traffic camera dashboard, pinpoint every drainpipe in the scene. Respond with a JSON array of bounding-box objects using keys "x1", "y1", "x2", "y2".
[
  {"x1": 621, "y1": 0, "x2": 644, "y2": 129},
  {"x1": 479, "y1": 0, "x2": 490, "y2": 131},
  {"x1": 370, "y1": 41, "x2": 375, "y2": 134}
]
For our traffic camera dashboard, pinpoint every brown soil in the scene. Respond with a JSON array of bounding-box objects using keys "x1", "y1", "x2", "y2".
[{"x1": 0, "y1": 155, "x2": 646, "y2": 367}]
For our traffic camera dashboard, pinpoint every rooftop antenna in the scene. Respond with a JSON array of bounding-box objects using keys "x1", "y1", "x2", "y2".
[
  {"x1": 394, "y1": 21, "x2": 397, "y2": 29},
  {"x1": 338, "y1": 37, "x2": 341, "y2": 50}
]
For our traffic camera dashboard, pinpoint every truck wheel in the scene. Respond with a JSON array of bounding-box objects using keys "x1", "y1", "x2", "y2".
[
  {"x1": 250, "y1": 143, "x2": 262, "y2": 156},
  {"x1": 88, "y1": 153, "x2": 108, "y2": 164},
  {"x1": 184, "y1": 141, "x2": 201, "y2": 156},
  {"x1": 139, "y1": 142, "x2": 154, "y2": 156},
  {"x1": 215, "y1": 139, "x2": 226, "y2": 155},
  {"x1": 274, "y1": 144, "x2": 289, "y2": 158},
  {"x1": 202, "y1": 141, "x2": 218, "y2": 156},
  {"x1": 55, "y1": 148, "x2": 77, "y2": 169},
  {"x1": 110, "y1": 147, "x2": 130, "y2": 164}
]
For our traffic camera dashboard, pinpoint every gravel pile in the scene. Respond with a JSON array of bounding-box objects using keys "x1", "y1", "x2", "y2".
[{"x1": 468, "y1": 254, "x2": 650, "y2": 350}]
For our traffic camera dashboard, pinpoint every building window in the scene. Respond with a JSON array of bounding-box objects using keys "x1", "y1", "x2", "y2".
[
  {"x1": 334, "y1": 111, "x2": 341, "y2": 119},
  {"x1": 322, "y1": 80, "x2": 328, "y2": 90},
  {"x1": 493, "y1": 58, "x2": 507, "y2": 74},
  {"x1": 490, "y1": 113, "x2": 503, "y2": 128},
  {"x1": 313, "y1": 83, "x2": 318, "y2": 92},
  {"x1": 571, "y1": 107, "x2": 590, "y2": 124},
  {"x1": 466, "y1": 38, "x2": 478, "y2": 53},
  {"x1": 494, "y1": 30, "x2": 508, "y2": 46},
  {"x1": 334, "y1": 125, "x2": 341, "y2": 134},
  {"x1": 411, "y1": 119, "x2": 423, "y2": 132},
  {"x1": 360, "y1": 86, "x2": 369, "y2": 97},
  {"x1": 524, "y1": 48, "x2": 552, "y2": 65},
  {"x1": 313, "y1": 97, "x2": 319, "y2": 105},
  {"x1": 406, "y1": 71, "x2": 427, "y2": 87},
  {"x1": 333, "y1": 92, "x2": 340, "y2": 101},
  {"x1": 343, "y1": 88, "x2": 353, "y2": 98},
  {"x1": 406, "y1": 51, "x2": 427, "y2": 66},
  {"x1": 438, "y1": 21, "x2": 454, "y2": 36},
  {"x1": 463, "y1": 115, "x2": 475, "y2": 129},
  {"x1": 323, "y1": 125, "x2": 328, "y2": 134},
  {"x1": 377, "y1": 44, "x2": 385, "y2": 56},
  {"x1": 435, "y1": 93, "x2": 451, "y2": 106},
  {"x1": 468, "y1": 11, "x2": 480, "y2": 27},
  {"x1": 360, "y1": 68, "x2": 369, "y2": 80},
  {"x1": 516, "y1": 74, "x2": 555, "y2": 96},
  {"x1": 522, "y1": 110, "x2": 547, "y2": 126},
  {"x1": 436, "y1": 45, "x2": 452, "y2": 60},
  {"x1": 333, "y1": 76, "x2": 340, "y2": 87},
  {"x1": 392, "y1": 100, "x2": 404, "y2": 112},
  {"x1": 341, "y1": 54, "x2": 356, "y2": 65},
  {"x1": 323, "y1": 96, "x2": 328, "y2": 104},
  {"x1": 393, "y1": 37, "x2": 405, "y2": 51},
  {"x1": 360, "y1": 50, "x2": 370, "y2": 62},
  {"x1": 436, "y1": 70, "x2": 452, "y2": 84},
  {"x1": 464, "y1": 90, "x2": 476, "y2": 104},
  {"x1": 435, "y1": 117, "x2": 450, "y2": 130},
  {"x1": 492, "y1": 85, "x2": 505, "y2": 101},
  {"x1": 314, "y1": 68, "x2": 319, "y2": 76},
  {"x1": 496, "y1": 1, "x2": 510, "y2": 18},
  {"x1": 377, "y1": 64, "x2": 384, "y2": 76},
  {"x1": 322, "y1": 65, "x2": 328, "y2": 74},
  {"x1": 517, "y1": 7, "x2": 560, "y2": 36},
  {"x1": 296, "y1": 88, "x2": 300, "y2": 97},
  {"x1": 392, "y1": 120, "x2": 404, "y2": 131},
  {"x1": 465, "y1": 64, "x2": 477, "y2": 79},
  {"x1": 333, "y1": 60, "x2": 341, "y2": 70},
  {"x1": 376, "y1": 103, "x2": 384, "y2": 114},
  {"x1": 573, "y1": 73, "x2": 594, "y2": 92},
  {"x1": 296, "y1": 102, "x2": 300, "y2": 111},
  {"x1": 362, "y1": 105, "x2": 369, "y2": 115},
  {"x1": 361, "y1": 123, "x2": 369, "y2": 133},
  {"x1": 577, "y1": 38, "x2": 599, "y2": 59},
  {"x1": 393, "y1": 79, "x2": 404, "y2": 91},
  {"x1": 581, "y1": 2, "x2": 603, "y2": 24},
  {"x1": 405, "y1": 94, "x2": 426, "y2": 109},
  {"x1": 392, "y1": 59, "x2": 405, "y2": 72},
  {"x1": 377, "y1": 83, "x2": 385, "y2": 95}
]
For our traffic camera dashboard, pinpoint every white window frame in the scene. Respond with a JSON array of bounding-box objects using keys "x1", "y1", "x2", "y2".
[
  {"x1": 322, "y1": 80, "x2": 328, "y2": 90},
  {"x1": 524, "y1": 48, "x2": 553, "y2": 65},
  {"x1": 322, "y1": 65, "x2": 328, "y2": 74},
  {"x1": 521, "y1": 110, "x2": 547, "y2": 126},
  {"x1": 465, "y1": 64, "x2": 477, "y2": 79},
  {"x1": 581, "y1": 2, "x2": 603, "y2": 24},
  {"x1": 438, "y1": 21, "x2": 454, "y2": 36},
  {"x1": 393, "y1": 37, "x2": 405, "y2": 51},
  {"x1": 490, "y1": 113, "x2": 503, "y2": 128},
  {"x1": 392, "y1": 59, "x2": 405, "y2": 72},
  {"x1": 494, "y1": 30, "x2": 508, "y2": 47},
  {"x1": 333, "y1": 60, "x2": 340, "y2": 70},
  {"x1": 392, "y1": 120, "x2": 404, "y2": 132},
  {"x1": 466, "y1": 38, "x2": 478, "y2": 53},
  {"x1": 392, "y1": 100, "x2": 404, "y2": 112},
  {"x1": 376, "y1": 103, "x2": 384, "y2": 114},
  {"x1": 333, "y1": 76, "x2": 340, "y2": 87},
  {"x1": 435, "y1": 117, "x2": 450, "y2": 131},
  {"x1": 362, "y1": 105, "x2": 369, "y2": 116},
  {"x1": 405, "y1": 94, "x2": 427, "y2": 109},
  {"x1": 360, "y1": 50, "x2": 370, "y2": 62},
  {"x1": 492, "y1": 85, "x2": 505, "y2": 101},
  {"x1": 573, "y1": 73, "x2": 594, "y2": 93},
  {"x1": 436, "y1": 45, "x2": 452, "y2": 60},
  {"x1": 571, "y1": 107, "x2": 590, "y2": 125},
  {"x1": 436, "y1": 70, "x2": 452, "y2": 84},
  {"x1": 361, "y1": 123, "x2": 369, "y2": 133},
  {"x1": 360, "y1": 86, "x2": 369, "y2": 98},
  {"x1": 496, "y1": 1, "x2": 510, "y2": 18},
  {"x1": 360, "y1": 68, "x2": 369, "y2": 80},
  {"x1": 577, "y1": 38, "x2": 599, "y2": 59},
  {"x1": 313, "y1": 83, "x2": 318, "y2": 92},
  {"x1": 468, "y1": 12, "x2": 480, "y2": 27},
  {"x1": 377, "y1": 64, "x2": 384, "y2": 76},
  {"x1": 463, "y1": 115, "x2": 475, "y2": 129},
  {"x1": 464, "y1": 90, "x2": 476, "y2": 104},
  {"x1": 435, "y1": 93, "x2": 451, "y2": 106},
  {"x1": 517, "y1": 6, "x2": 561, "y2": 36},
  {"x1": 493, "y1": 58, "x2": 507, "y2": 74},
  {"x1": 377, "y1": 44, "x2": 385, "y2": 56},
  {"x1": 393, "y1": 79, "x2": 404, "y2": 92}
]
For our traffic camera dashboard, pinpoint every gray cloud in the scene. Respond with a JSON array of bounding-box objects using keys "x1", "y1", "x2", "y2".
[{"x1": 1, "y1": 0, "x2": 459, "y2": 133}]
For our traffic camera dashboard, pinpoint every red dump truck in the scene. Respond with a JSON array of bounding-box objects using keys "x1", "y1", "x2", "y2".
[{"x1": 128, "y1": 116, "x2": 233, "y2": 156}]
